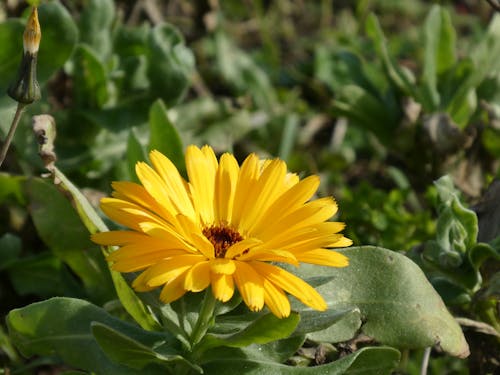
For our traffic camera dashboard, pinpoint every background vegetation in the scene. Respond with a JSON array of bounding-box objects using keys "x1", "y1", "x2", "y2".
[{"x1": 0, "y1": 0, "x2": 499, "y2": 374}]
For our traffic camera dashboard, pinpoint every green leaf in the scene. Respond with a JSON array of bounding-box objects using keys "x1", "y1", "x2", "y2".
[
  {"x1": 0, "y1": 233, "x2": 22, "y2": 270},
  {"x1": 48, "y1": 166, "x2": 162, "y2": 331},
  {"x1": 26, "y1": 178, "x2": 114, "y2": 304},
  {"x1": 127, "y1": 128, "x2": 148, "y2": 182},
  {"x1": 147, "y1": 23, "x2": 194, "y2": 106},
  {"x1": 7, "y1": 297, "x2": 173, "y2": 375},
  {"x1": 332, "y1": 84, "x2": 397, "y2": 143},
  {"x1": 37, "y1": 2, "x2": 78, "y2": 83},
  {"x1": 199, "y1": 313, "x2": 300, "y2": 351},
  {"x1": 6, "y1": 253, "x2": 68, "y2": 297},
  {"x1": 295, "y1": 247, "x2": 470, "y2": 358},
  {"x1": 148, "y1": 99, "x2": 185, "y2": 172},
  {"x1": 92, "y1": 322, "x2": 201, "y2": 373},
  {"x1": 421, "y1": 5, "x2": 457, "y2": 110},
  {"x1": 78, "y1": 0, "x2": 115, "y2": 59},
  {"x1": 365, "y1": 14, "x2": 415, "y2": 98},
  {"x1": 297, "y1": 309, "x2": 362, "y2": 343},
  {"x1": 0, "y1": 20, "x2": 25, "y2": 95},
  {"x1": 202, "y1": 346, "x2": 400, "y2": 375},
  {"x1": 72, "y1": 44, "x2": 110, "y2": 108},
  {"x1": 0, "y1": 173, "x2": 25, "y2": 204}
]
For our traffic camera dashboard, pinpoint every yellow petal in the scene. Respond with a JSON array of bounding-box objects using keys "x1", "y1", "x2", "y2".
[
  {"x1": 184, "y1": 261, "x2": 211, "y2": 292},
  {"x1": 225, "y1": 238, "x2": 262, "y2": 259},
  {"x1": 186, "y1": 145, "x2": 217, "y2": 225},
  {"x1": 111, "y1": 250, "x2": 185, "y2": 272},
  {"x1": 258, "y1": 197, "x2": 337, "y2": 241},
  {"x1": 138, "y1": 221, "x2": 197, "y2": 252},
  {"x1": 231, "y1": 153, "x2": 260, "y2": 229},
  {"x1": 251, "y1": 262, "x2": 327, "y2": 311},
  {"x1": 111, "y1": 181, "x2": 173, "y2": 222},
  {"x1": 211, "y1": 273, "x2": 235, "y2": 302},
  {"x1": 263, "y1": 279, "x2": 290, "y2": 318},
  {"x1": 214, "y1": 153, "x2": 239, "y2": 224},
  {"x1": 136, "y1": 254, "x2": 205, "y2": 288},
  {"x1": 209, "y1": 258, "x2": 236, "y2": 275},
  {"x1": 100, "y1": 198, "x2": 166, "y2": 232},
  {"x1": 131, "y1": 270, "x2": 157, "y2": 292},
  {"x1": 149, "y1": 150, "x2": 196, "y2": 220},
  {"x1": 159, "y1": 272, "x2": 189, "y2": 303},
  {"x1": 135, "y1": 161, "x2": 179, "y2": 218},
  {"x1": 296, "y1": 249, "x2": 349, "y2": 267},
  {"x1": 238, "y1": 248, "x2": 299, "y2": 266},
  {"x1": 174, "y1": 214, "x2": 214, "y2": 258},
  {"x1": 233, "y1": 261, "x2": 265, "y2": 312},
  {"x1": 249, "y1": 175, "x2": 320, "y2": 236},
  {"x1": 91, "y1": 230, "x2": 148, "y2": 246},
  {"x1": 238, "y1": 159, "x2": 287, "y2": 233}
]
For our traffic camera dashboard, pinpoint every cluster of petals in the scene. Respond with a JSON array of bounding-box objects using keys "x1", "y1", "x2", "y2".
[{"x1": 92, "y1": 145, "x2": 351, "y2": 318}]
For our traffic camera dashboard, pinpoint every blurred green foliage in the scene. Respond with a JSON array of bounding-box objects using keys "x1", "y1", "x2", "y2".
[{"x1": 0, "y1": 0, "x2": 499, "y2": 374}]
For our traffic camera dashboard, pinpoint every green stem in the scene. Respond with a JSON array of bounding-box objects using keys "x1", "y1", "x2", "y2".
[
  {"x1": 420, "y1": 347, "x2": 431, "y2": 375},
  {"x1": 0, "y1": 103, "x2": 26, "y2": 167},
  {"x1": 190, "y1": 289, "x2": 216, "y2": 348}
]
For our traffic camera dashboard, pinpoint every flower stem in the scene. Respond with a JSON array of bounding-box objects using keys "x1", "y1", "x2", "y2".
[
  {"x1": 0, "y1": 103, "x2": 26, "y2": 167},
  {"x1": 190, "y1": 289, "x2": 216, "y2": 348},
  {"x1": 420, "y1": 347, "x2": 431, "y2": 375}
]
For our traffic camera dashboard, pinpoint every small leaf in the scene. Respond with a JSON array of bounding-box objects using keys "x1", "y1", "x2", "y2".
[
  {"x1": 365, "y1": 14, "x2": 415, "y2": 98},
  {"x1": 78, "y1": 0, "x2": 115, "y2": 59},
  {"x1": 199, "y1": 313, "x2": 300, "y2": 351},
  {"x1": 0, "y1": 233, "x2": 22, "y2": 270},
  {"x1": 148, "y1": 99, "x2": 185, "y2": 172},
  {"x1": 147, "y1": 23, "x2": 194, "y2": 106},
  {"x1": 92, "y1": 322, "x2": 201, "y2": 373}
]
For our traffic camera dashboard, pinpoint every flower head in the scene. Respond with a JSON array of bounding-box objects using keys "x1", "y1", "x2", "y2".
[
  {"x1": 92, "y1": 146, "x2": 351, "y2": 318},
  {"x1": 8, "y1": 7, "x2": 41, "y2": 104}
]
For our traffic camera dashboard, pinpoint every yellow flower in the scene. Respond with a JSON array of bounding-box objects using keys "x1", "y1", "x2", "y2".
[{"x1": 92, "y1": 146, "x2": 351, "y2": 318}]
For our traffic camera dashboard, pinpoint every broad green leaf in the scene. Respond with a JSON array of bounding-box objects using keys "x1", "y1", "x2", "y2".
[
  {"x1": 7, "y1": 297, "x2": 173, "y2": 375},
  {"x1": 199, "y1": 313, "x2": 300, "y2": 352},
  {"x1": 295, "y1": 247, "x2": 470, "y2": 358},
  {"x1": 202, "y1": 346, "x2": 400, "y2": 375},
  {"x1": 72, "y1": 44, "x2": 110, "y2": 108},
  {"x1": 0, "y1": 20, "x2": 25, "y2": 94},
  {"x1": 91, "y1": 322, "x2": 201, "y2": 373},
  {"x1": 26, "y1": 178, "x2": 114, "y2": 304},
  {"x1": 37, "y1": 2, "x2": 78, "y2": 83},
  {"x1": 78, "y1": 0, "x2": 115, "y2": 59},
  {"x1": 148, "y1": 99, "x2": 185, "y2": 172},
  {"x1": 147, "y1": 23, "x2": 194, "y2": 106},
  {"x1": 6, "y1": 252, "x2": 85, "y2": 298},
  {"x1": 48, "y1": 166, "x2": 161, "y2": 331}
]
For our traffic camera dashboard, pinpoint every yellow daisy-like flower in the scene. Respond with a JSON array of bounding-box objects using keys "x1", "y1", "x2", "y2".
[{"x1": 92, "y1": 145, "x2": 351, "y2": 318}]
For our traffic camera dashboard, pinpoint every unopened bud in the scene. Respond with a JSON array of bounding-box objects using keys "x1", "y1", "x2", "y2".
[{"x1": 8, "y1": 7, "x2": 41, "y2": 104}]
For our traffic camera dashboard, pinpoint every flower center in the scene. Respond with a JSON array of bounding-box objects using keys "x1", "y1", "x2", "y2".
[{"x1": 202, "y1": 225, "x2": 243, "y2": 258}]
